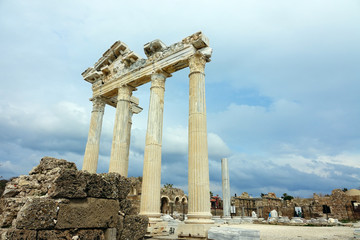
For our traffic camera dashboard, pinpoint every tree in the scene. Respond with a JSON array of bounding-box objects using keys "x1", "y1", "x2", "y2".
[
  {"x1": 281, "y1": 193, "x2": 294, "y2": 201},
  {"x1": 210, "y1": 191, "x2": 213, "y2": 198},
  {"x1": 163, "y1": 183, "x2": 173, "y2": 188},
  {"x1": 342, "y1": 188, "x2": 348, "y2": 192}
]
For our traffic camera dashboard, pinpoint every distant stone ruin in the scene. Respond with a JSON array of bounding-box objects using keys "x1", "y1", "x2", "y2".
[
  {"x1": 0, "y1": 157, "x2": 148, "y2": 239},
  {"x1": 232, "y1": 190, "x2": 360, "y2": 221}
]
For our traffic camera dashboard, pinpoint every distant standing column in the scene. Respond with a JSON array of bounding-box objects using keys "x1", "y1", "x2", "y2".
[
  {"x1": 82, "y1": 97, "x2": 105, "y2": 173},
  {"x1": 222, "y1": 158, "x2": 231, "y2": 218},
  {"x1": 186, "y1": 52, "x2": 213, "y2": 224},
  {"x1": 109, "y1": 85, "x2": 133, "y2": 175},
  {"x1": 140, "y1": 72, "x2": 168, "y2": 222}
]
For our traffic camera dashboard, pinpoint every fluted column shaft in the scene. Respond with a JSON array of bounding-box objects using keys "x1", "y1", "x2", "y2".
[
  {"x1": 222, "y1": 158, "x2": 231, "y2": 217},
  {"x1": 123, "y1": 109, "x2": 133, "y2": 177},
  {"x1": 140, "y1": 73, "x2": 167, "y2": 221},
  {"x1": 82, "y1": 97, "x2": 106, "y2": 173},
  {"x1": 109, "y1": 85, "x2": 133, "y2": 175},
  {"x1": 186, "y1": 52, "x2": 213, "y2": 224}
]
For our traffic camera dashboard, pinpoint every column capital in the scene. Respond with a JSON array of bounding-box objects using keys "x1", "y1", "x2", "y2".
[
  {"x1": 91, "y1": 97, "x2": 106, "y2": 112},
  {"x1": 117, "y1": 85, "x2": 134, "y2": 101},
  {"x1": 150, "y1": 72, "x2": 168, "y2": 90},
  {"x1": 188, "y1": 52, "x2": 207, "y2": 73}
]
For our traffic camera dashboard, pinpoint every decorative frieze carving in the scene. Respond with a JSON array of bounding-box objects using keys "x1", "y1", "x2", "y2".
[{"x1": 82, "y1": 31, "x2": 212, "y2": 97}]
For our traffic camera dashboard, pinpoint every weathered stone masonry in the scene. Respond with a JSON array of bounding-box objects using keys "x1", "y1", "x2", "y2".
[{"x1": 0, "y1": 157, "x2": 148, "y2": 240}]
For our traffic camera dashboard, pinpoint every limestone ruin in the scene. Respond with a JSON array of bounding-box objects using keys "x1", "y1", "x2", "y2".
[
  {"x1": 232, "y1": 190, "x2": 360, "y2": 222},
  {"x1": 81, "y1": 31, "x2": 214, "y2": 237},
  {"x1": 0, "y1": 157, "x2": 148, "y2": 239}
]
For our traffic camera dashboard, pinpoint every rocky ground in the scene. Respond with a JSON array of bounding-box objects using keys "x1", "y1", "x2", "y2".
[{"x1": 229, "y1": 223, "x2": 354, "y2": 240}]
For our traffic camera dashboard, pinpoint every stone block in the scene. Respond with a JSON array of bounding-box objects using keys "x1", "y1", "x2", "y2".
[
  {"x1": 105, "y1": 228, "x2": 117, "y2": 240},
  {"x1": 87, "y1": 172, "x2": 131, "y2": 200},
  {"x1": 56, "y1": 198, "x2": 119, "y2": 229},
  {"x1": 267, "y1": 217, "x2": 278, "y2": 223},
  {"x1": 29, "y1": 156, "x2": 77, "y2": 175},
  {"x1": 48, "y1": 169, "x2": 87, "y2": 198},
  {"x1": 176, "y1": 223, "x2": 217, "y2": 239},
  {"x1": 278, "y1": 216, "x2": 290, "y2": 223},
  {"x1": 100, "y1": 173, "x2": 131, "y2": 200},
  {"x1": 4, "y1": 229, "x2": 37, "y2": 240},
  {"x1": 16, "y1": 197, "x2": 57, "y2": 230},
  {"x1": 0, "y1": 198, "x2": 26, "y2": 228},
  {"x1": 118, "y1": 215, "x2": 148, "y2": 240},
  {"x1": 37, "y1": 230, "x2": 71, "y2": 239},
  {"x1": 290, "y1": 217, "x2": 303, "y2": 223},
  {"x1": 354, "y1": 228, "x2": 360, "y2": 239},
  {"x1": 145, "y1": 221, "x2": 168, "y2": 237},
  {"x1": 242, "y1": 217, "x2": 255, "y2": 223},
  {"x1": 208, "y1": 227, "x2": 260, "y2": 240},
  {"x1": 37, "y1": 229, "x2": 105, "y2": 240},
  {"x1": 119, "y1": 199, "x2": 137, "y2": 215}
]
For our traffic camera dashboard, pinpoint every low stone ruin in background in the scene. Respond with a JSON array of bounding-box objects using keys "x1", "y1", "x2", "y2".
[{"x1": 0, "y1": 157, "x2": 148, "y2": 240}]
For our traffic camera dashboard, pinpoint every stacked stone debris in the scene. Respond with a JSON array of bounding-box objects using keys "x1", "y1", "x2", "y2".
[{"x1": 0, "y1": 157, "x2": 148, "y2": 240}]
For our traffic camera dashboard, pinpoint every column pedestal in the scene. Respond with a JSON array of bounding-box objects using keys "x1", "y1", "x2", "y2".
[{"x1": 82, "y1": 97, "x2": 105, "y2": 173}]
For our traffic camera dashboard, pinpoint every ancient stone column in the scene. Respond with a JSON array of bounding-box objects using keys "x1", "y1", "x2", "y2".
[
  {"x1": 109, "y1": 85, "x2": 133, "y2": 175},
  {"x1": 186, "y1": 52, "x2": 213, "y2": 224},
  {"x1": 140, "y1": 72, "x2": 168, "y2": 222},
  {"x1": 82, "y1": 97, "x2": 106, "y2": 173},
  {"x1": 222, "y1": 158, "x2": 231, "y2": 218},
  {"x1": 123, "y1": 107, "x2": 133, "y2": 177}
]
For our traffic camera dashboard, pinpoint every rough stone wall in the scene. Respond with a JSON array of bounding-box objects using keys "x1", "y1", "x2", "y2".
[
  {"x1": 0, "y1": 157, "x2": 148, "y2": 240},
  {"x1": 126, "y1": 177, "x2": 142, "y2": 214},
  {"x1": 232, "y1": 190, "x2": 360, "y2": 220}
]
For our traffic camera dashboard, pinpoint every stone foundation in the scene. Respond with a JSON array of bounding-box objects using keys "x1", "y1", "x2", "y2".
[{"x1": 0, "y1": 157, "x2": 148, "y2": 240}]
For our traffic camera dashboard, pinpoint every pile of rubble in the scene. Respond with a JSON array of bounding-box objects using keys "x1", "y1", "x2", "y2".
[{"x1": 0, "y1": 157, "x2": 148, "y2": 240}]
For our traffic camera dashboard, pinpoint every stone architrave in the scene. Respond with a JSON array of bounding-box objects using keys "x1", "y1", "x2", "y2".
[
  {"x1": 82, "y1": 97, "x2": 106, "y2": 173},
  {"x1": 109, "y1": 85, "x2": 133, "y2": 175},
  {"x1": 140, "y1": 72, "x2": 168, "y2": 222},
  {"x1": 186, "y1": 52, "x2": 214, "y2": 224},
  {"x1": 221, "y1": 158, "x2": 231, "y2": 218}
]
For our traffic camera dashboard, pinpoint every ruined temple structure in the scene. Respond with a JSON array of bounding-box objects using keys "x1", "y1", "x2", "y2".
[
  {"x1": 81, "y1": 32, "x2": 214, "y2": 237},
  {"x1": 126, "y1": 177, "x2": 188, "y2": 218},
  {"x1": 232, "y1": 190, "x2": 360, "y2": 221},
  {"x1": 0, "y1": 157, "x2": 148, "y2": 239},
  {"x1": 160, "y1": 186, "x2": 188, "y2": 217}
]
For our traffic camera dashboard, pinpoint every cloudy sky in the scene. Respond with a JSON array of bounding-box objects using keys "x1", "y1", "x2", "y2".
[{"x1": 1, "y1": 0, "x2": 359, "y2": 198}]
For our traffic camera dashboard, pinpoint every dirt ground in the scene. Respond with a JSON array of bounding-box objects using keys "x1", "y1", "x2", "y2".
[{"x1": 230, "y1": 223, "x2": 354, "y2": 240}]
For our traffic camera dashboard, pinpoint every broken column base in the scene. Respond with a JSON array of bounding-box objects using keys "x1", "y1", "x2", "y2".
[
  {"x1": 145, "y1": 221, "x2": 169, "y2": 237},
  {"x1": 176, "y1": 223, "x2": 219, "y2": 239}
]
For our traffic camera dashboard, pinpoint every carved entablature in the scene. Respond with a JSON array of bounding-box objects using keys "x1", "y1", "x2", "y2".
[
  {"x1": 82, "y1": 31, "x2": 212, "y2": 98},
  {"x1": 182, "y1": 31, "x2": 209, "y2": 49},
  {"x1": 144, "y1": 39, "x2": 167, "y2": 58}
]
